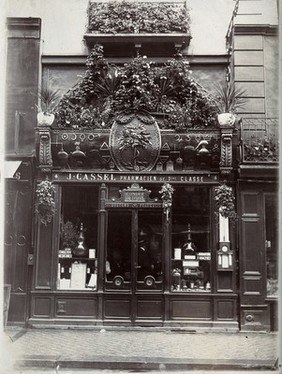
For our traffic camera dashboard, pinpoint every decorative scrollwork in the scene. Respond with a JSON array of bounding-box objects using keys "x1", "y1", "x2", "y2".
[
  {"x1": 39, "y1": 130, "x2": 53, "y2": 169},
  {"x1": 245, "y1": 314, "x2": 254, "y2": 322},
  {"x1": 220, "y1": 127, "x2": 233, "y2": 174}
]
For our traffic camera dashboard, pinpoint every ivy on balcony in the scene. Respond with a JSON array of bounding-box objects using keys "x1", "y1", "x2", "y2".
[
  {"x1": 87, "y1": 1, "x2": 190, "y2": 34},
  {"x1": 241, "y1": 119, "x2": 278, "y2": 163},
  {"x1": 243, "y1": 139, "x2": 278, "y2": 162},
  {"x1": 55, "y1": 45, "x2": 218, "y2": 130}
]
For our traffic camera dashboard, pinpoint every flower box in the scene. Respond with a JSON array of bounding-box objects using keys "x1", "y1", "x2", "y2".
[{"x1": 87, "y1": 1, "x2": 190, "y2": 35}]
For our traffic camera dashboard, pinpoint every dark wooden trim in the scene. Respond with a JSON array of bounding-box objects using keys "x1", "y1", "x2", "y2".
[
  {"x1": 28, "y1": 291, "x2": 239, "y2": 328},
  {"x1": 164, "y1": 210, "x2": 171, "y2": 295},
  {"x1": 132, "y1": 209, "x2": 138, "y2": 322},
  {"x1": 210, "y1": 186, "x2": 218, "y2": 292},
  {"x1": 84, "y1": 32, "x2": 191, "y2": 49},
  {"x1": 98, "y1": 184, "x2": 108, "y2": 296},
  {"x1": 34, "y1": 222, "x2": 53, "y2": 290},
  {"x1": 51, "y1": 184, "x2": 61, "y2": 290},
  {"x1": 238, "y1": 165, "x2": 278, "y2": 179}
]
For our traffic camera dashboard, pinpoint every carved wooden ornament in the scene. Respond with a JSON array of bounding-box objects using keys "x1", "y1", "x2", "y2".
[{"x1": 109, "y1": 113, "x2": 161, "y2": 172}]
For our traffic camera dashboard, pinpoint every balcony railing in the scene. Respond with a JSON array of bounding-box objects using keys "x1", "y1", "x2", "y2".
[{"x1": 241, "y1": 118, "x2": 278, "y2": 163}]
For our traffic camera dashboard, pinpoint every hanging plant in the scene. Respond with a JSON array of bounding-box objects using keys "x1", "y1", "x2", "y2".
[
  {"x1": 214, "y1": 184, "x2": 236, "y2": 220},
  {"x1": 35, "y1": 180, "x2": 56, "y2": 225},
  {"x1": 159, "y1": 183, "x2": 175, "y2": 221}
]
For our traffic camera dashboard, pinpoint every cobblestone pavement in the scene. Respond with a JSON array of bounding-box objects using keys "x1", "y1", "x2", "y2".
[
  {"x1": 1, "y1": 327, "x2": 279, "y2": 373},
  {"x1": 5, "y1": 329, "x2": 278, "y2": 360}
]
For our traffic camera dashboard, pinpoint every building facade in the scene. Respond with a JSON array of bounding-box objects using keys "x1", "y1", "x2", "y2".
[{"x1": 4, "y1": 0, "x2": 278, "y2": 331}]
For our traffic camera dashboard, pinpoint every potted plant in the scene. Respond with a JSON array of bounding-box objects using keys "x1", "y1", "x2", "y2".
[
  {"x1": 213, "y1": 82, "x2": 247, "y2": 127},
  {"x1": 35, "y1": 86, "x2": 61, "y2": 126}
]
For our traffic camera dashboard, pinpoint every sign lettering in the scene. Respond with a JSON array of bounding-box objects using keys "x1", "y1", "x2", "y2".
[
  {"x1": 124, "y1": 191, "x2": 146, "y2": 202},
  {"x1": 53, "y1": 172, "x2": 218, "y2": 184},
  {"x1": 105, "y1": 202, "x2": 162, "y2": 208}
]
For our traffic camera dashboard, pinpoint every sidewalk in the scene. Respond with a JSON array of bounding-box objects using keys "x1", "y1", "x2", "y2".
[{"x1": 1, "y1": 326, "x2": 280, "y2": 372}]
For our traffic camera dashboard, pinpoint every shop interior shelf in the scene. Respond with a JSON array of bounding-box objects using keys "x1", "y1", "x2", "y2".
[{"x1": 58, "y1": 257, "x2": 96, "y2": 262}]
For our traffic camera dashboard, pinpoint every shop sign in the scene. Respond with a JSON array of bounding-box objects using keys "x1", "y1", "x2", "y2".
[
  {"x1": 53, "y1": 171, "x2": 218, "y2": 184},
  {"x1": 105, "y1": 202, "x2": 162, "y2": 208},
  {"x1": 124, "y1": 191, "x2": 146, "y2": 202},
  {"x1": 105, "y1": 183, "x2": 162, "y2": 208}
]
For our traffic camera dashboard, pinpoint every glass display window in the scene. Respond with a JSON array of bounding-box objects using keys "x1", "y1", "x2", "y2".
[
  {"x1": 171, "y1": 186, "x2": 211, "y2": 292},
  {"x1": 57, "y1": 186, "x2": 99, "y2": 291}
]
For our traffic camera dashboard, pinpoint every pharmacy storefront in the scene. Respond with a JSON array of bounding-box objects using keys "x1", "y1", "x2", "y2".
[{"x1": 30, "y1": 115, "x2": 239, "y2": 330}]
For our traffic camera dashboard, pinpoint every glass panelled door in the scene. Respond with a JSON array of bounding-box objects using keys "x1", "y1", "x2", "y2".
[
  {"x1": 136, "y1": 210, "x2": 163, "y2": 290},
  {"x1": 105, "y1": 209, "x2": 163, "y2": 291},
  {"x1": 106, "y1": 211, "x2": 132, "y2": 290}
]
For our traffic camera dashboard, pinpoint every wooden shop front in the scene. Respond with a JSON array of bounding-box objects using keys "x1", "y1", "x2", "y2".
[{"x1": 29, "y1": 116, "x2": 239, "y2": 330}]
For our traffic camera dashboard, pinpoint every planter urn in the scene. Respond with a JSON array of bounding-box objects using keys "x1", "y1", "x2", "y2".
[
  {"x1": 37, "y1": 112, "x2": 55, "y2": 126},
  {"x1": 217, "y1": 113, "x2": 236, "y2": 127}
]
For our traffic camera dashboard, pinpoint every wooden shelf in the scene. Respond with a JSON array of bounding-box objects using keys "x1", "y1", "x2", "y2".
[{"x1": 58, "y1": 257, "x2": 96, "y2": 262}]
